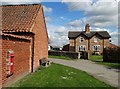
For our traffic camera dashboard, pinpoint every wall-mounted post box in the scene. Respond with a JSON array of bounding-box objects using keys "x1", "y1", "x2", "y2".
[{"x1": 6, "y1": 50, "x2": 14, "y2": 77}]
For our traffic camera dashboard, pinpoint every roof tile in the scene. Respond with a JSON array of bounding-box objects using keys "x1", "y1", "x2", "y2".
[{"x1": 1, "y1": 4, "x2": 41, "y2": 33}]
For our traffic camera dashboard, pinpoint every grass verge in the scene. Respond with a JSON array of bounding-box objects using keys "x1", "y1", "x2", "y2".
[
  {"x1": 11, "y1": 63, "x2": 115, "y2": 88},
  {"x1": 89, "y1": 55, "x2": 103, "y2": 62},
  {"x1": 89, "y1": 55, "x2": 120, "y2": 69},
  {"x1": 97, "y1": 62, "x2": 120, "y2": 69}
]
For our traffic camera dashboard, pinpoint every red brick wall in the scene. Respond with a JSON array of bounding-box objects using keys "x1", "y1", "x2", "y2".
[
  {"x1": 1, "y1": 36, "x2": 30, "y2": 86},
  {"x1": 76, "y1": 35, "x2": 88, "y2": 52},
  {"x1": 32, "y1": 6, "x2": 48, "y2": 70},
  {"x1": 90, "y1": 35, "x2": 103, "y2": 54},
  {"x1": 69, "y1": 35, "x2": 110, "y2": 54}
]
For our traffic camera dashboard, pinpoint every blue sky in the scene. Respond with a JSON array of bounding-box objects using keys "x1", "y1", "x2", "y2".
[
  {"x1": 42, "y1": 2, "x2": 85, "y2": 25},
  {"x1": 1, "y1": 0, "x2": 119, "y2": 46},
  {"x1": 41, "y1": 1, "x2": 118, "y2": 47}
]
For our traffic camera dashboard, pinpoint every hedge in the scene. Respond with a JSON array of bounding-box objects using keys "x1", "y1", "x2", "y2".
[
  {"x1": 48, "y1": 50, "x2": 80, "y2": 59},
  {"x1": 103, "y1": 46, "x2": 120, "y2": 63}
]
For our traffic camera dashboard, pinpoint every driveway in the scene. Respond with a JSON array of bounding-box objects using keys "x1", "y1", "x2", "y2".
[{"x1": 49, "y1": 58, "x2": 119, "y2": 87}]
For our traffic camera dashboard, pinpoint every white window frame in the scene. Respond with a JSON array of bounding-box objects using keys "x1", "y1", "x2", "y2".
[
  {"x1": 79, "y1": 45, "x2": 86, "y2": 51},
  {"x1": 94, "y1": 37, "x2": 98, "y2": 43},
  {"x1": 93, "y1": 45, "x2": 100, "y2": 51},
  {"x1": 80, "y1": 37, "x2": 84, "y2": 42}
]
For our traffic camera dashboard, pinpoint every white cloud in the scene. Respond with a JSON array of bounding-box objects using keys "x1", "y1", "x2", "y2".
[
  {"x1": 43, "y1": 5, "x2": 52, "y2": 13},
  {"x1": 90, "y1": 27, "x2": 110, "y2": 32},
  {"x1": 1, "y1": 0, "x2": 41, "y2": 5},
  {"x1": 60, "y1": 16, "x2": 65, "y2": 20},
  {"x1": 66, "y1": 19, "x2": 83, "y2": 27},
  {"x1": 62, "y1": 0, "x2": 92, "y2": 2},
  {"x1": 47, "y1": 24, "x2": 72, "y2": 47},
  {"x1": 63, "y1": 2, "x2": 92, "y2": 11},
  {"x1": 45, "y1": 17, "x2": 52, "y2": 22},
  {"x1": 63, "y1": 0, "x2": 118, "y2": 28},
  {"x1": 62, "y1": 0, "x2": 119, "y2": 2}
]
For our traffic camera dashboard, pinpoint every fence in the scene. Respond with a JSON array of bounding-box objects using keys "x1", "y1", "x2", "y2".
[
  {"x1": 48, "y1": 50, "x2": 80, "y2": 59},
  {"x1": 103, "y1": 46, "x2": 120, "y2": 63}
]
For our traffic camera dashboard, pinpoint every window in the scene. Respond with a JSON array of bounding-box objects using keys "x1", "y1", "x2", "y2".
[
  {"x1": 93, "y1": 45, "x2": 100, "y2": 51},
  {"x1": 80, "y1": 37, "x2": 84, "y2": 42},
  {"x1": 94, "y1": 37, "x2": 98, "y2": 43},
  {"x1": 79, "y1": 45, "x2": 86, "y2": 51}
]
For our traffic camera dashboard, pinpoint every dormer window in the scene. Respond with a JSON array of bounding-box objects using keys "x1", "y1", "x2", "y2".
[
  {"x1": 80, "y1": 37, "x2": 84, "y2": 42},
  {"x1": 94, "y1": 37, "x2": 98, "y2": 43}
]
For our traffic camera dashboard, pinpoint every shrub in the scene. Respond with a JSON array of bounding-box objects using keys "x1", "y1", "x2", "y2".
[
  {"x1": 103, "y1": 46, "x2": 120, "y2": 63},
  {"x1": 48, "y1": 50, "x2": 80, "y2": 59}
]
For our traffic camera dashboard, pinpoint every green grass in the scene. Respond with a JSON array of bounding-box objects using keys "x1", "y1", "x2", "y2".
[
  {"x1": 49, "y1": 55, "x2": 73, "y2": 60},
  {"x1": 11, "y1": 63, "x2": 114, "y2": 88},
  {"x1": 97, "y1": 62, "x2": 120, "y2": 69},
  {"x1": 89, "y1": 55, "x2": 103, "y2": 62},
  {"x1": 89, "y1": 55, "x2": 120, "y2": 69}
]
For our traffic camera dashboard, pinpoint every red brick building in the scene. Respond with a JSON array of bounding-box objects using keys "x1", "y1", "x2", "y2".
[
  {"x1": 0, "y1": 4, "x2": 48, "y2": 87},
  {"x1": 68, "y1": 24, "x2": 111, "y2": 55}
]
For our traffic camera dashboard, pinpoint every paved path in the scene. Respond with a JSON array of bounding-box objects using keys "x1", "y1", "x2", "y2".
[{"x1": 49, "y1": 58, "x2": 119, "y2": 87}]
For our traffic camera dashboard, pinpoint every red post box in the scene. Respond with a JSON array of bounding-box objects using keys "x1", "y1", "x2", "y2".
[
  {"x1": 10, "y1": 54, "x2": 14, "y2": 74},
  {"x1": 6, "y1": 50, "x2": 14, "y2": 77}
]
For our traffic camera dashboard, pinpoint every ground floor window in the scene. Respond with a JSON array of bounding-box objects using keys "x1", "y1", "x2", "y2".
[
  {"x1": 79, "y1": 45, "x2": 86, "y2": 51},
  {"x1": 93, "y1": 45, "x2": 100, "y2": 52}
]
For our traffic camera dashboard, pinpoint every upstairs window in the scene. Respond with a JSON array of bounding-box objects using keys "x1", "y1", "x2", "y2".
[
  {"x1": 94, "y1": 37, "x2": 98, "y2": 43},
  {"x1": 80, "y1": 37, "x2": 84, "y2": 42}
]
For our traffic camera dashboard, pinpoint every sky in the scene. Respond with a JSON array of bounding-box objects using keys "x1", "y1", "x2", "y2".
[{"x1": 1, "y1": 0, "x2": 119, "y2": 47}]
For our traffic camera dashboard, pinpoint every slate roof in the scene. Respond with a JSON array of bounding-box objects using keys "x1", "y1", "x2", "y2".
[
  {"x1": 1, "y1": 4, "x2": 41, "y2": 33},
  {"x1": 68, "y1": 31, "x2": 111, "y2": 39}
]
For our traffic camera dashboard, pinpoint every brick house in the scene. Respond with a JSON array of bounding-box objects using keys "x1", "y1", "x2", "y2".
[
  {"x1": 68, "y1": 24, "x2": 111, "y2": 55},
  {"x1": 0, "y1": 4, "x2": 48, "y2": 87}
]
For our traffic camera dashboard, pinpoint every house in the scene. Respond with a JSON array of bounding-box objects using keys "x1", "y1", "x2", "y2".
[
  {"x1": 62, "y1": 44, "x2": 69, "y2": 51},
  {"x1": 48, "y1": 45, "x2": 53, "y2": 50},
  {"x1": 68, "y1": 24, "x2": 111, "y2": 55},
  {"x1": 1, "y1": 4, "x2": 48, "y2": 87}
]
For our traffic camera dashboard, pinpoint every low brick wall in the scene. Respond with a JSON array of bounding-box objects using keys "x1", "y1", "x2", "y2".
[{"x1": 48, "y1": 50, "x2": 80, "y2": 59}]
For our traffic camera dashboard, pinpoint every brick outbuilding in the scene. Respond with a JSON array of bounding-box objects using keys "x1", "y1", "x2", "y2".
[{"x1": 0, "y1": 4, "x2": 48, "y2": 87}]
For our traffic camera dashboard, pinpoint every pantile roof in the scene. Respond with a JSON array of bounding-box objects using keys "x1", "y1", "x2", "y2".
[{"x1": 1, "y1": 4, "x2": 41, "y2": 33}]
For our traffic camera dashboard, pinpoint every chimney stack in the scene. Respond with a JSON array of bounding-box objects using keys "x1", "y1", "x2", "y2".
[{"x1": 85, "y1": 24, "x2": 90, "y2": 33}]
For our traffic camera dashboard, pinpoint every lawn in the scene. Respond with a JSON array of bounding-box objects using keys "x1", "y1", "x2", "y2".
[
  {"x1": 97, "y1": 62, "x2": 120, "y2": 69},
  {"x1": 89, "y1": 55, "x2": 120, "y2": 69},
  {"x1": 49, "y1": 55, "x2": 73, "y2": 60},
  {"x1": 89, "y1": 55, "x2": 103, "y2": 62},
  {"x1": 11, "y1": 63, "x2": 114, "y2": 88}
]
